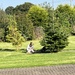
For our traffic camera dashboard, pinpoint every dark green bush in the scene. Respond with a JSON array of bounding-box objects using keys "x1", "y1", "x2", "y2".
[{"x1": 41, "y1": 23, "x2": 69, "y2": 52}]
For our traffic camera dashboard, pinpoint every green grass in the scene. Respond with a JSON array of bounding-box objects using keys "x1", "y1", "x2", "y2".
[
  {"x1": 0, "y1": 36, "x2": 75, "y2": 69},
  {"x1": 0, "y1": 51, "x2": 75, "y2": 69},
  {"x1": 64, "y1": 36, "x2": 75, "y2": 50},
  {"x1": 0, "y1": 40, "x2": 43, "y2": 51},
  {"x1": 0, "y1": 36, "x2": 75, "y2": 51}
]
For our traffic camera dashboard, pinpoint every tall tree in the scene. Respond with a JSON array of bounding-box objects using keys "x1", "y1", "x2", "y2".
[
  {"x1": 5, "y1": 6, "x2": 14, "y2": 15},
  {"x1": 41, "y1": 4, "x2": 69, "y2": 52},
  {"x1": 27, "y1": 5, "x2": 48, "y2": 39},
  {"x1": 16, "y1": 13, "x2": 34, "y2": 40},
  {"x1": 14, "y1": 2, "x2": 34, "y2": 13},
  {"x1": 0, "y1": 9, "x2": 8, "y2": 41},
  {"x1": 6, "y1": 2, "x2": 35, "y2": 40},
  {"x1": 6, "y1": 15, "x2": 25, "y2": 50},
  {"x1": 55, "y1": 4, "x2": 75, "y2": 35},
  {"x1": 27, "y1": 5, "x2": 48, "y2": 27}
]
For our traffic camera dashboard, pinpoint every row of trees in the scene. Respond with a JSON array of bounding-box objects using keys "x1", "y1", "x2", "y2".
[{"x1": 0, "y1": 2, "x2": 75, "y2": 52}]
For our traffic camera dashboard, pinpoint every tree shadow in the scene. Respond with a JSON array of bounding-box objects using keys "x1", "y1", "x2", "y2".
[
  {"x1": 34, "y1": 46, "x2": 49, "y2": 53},
  {"x1": 0, "y1": 48, "x2": 57, "y2": 53},
  {"x1": 34, "y1": 50, "x2": 50, "y2": 54},
  {"x1": 20, "y1": 49, "x2": 27, "y2": 53},
  {"x1": 0, "y1": 48, "x2": 15, "y2": 52},
  {"x1": 34, "y1": 47, "x2": 58, "y2": 54}
]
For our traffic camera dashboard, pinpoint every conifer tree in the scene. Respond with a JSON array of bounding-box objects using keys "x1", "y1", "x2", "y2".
[
  {"x1": 41, "y1": 7, "x2": 69, "y2": 52},
  {"x1": 6, "y1": 15, "x2": 25, "y2": 50}
]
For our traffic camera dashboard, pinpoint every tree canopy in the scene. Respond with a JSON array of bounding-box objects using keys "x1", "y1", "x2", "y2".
[
  {"x1": 0, "y1": 2, "x2": 75, "y2": 52},
  {"x1": 27, "y1": 5, "x2": 48, "y2": 27}
]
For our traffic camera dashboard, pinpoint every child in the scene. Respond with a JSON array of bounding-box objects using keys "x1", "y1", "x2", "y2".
[{"x1": 27, "y1": 42, "x2": 34, "y2": 53}]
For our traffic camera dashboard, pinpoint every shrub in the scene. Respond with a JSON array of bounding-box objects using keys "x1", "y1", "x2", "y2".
[{"x1": 41, "y1": 23, "x2": 69, "y2": 52}]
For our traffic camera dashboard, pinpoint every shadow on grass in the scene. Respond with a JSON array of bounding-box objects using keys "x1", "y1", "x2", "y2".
[
  {"x1": 34, "y1": 50, "x2": 51, "y2": 54},
  {"x1": 21, "y1": 47, "x2": 57, "y2": 54},
  {"x1": 34, "y1": 46, "x2": 58, "y2": 54},
  {"x1": 0, "y1": 49, "x2": 15, "y2": 52},
  {"x1": 18, "y1": 49, "x2": 49, "y2": 54},
  {"x1": 0, "y1": 48, "x2": 27, "y2": 53},
  {"x1": 0, "y1": 48, "x2": 56, "y2": 54}
]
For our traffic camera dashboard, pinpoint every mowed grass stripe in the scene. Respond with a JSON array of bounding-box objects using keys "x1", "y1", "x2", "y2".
[{"x1": 0, "y1": 51, "x2": 75, "y2": 69}]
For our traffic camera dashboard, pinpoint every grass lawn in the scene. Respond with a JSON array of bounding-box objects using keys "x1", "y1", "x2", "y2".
[
  {"x1": 0, "y1": 36, "x2": 75, "y2": 69},
  {"x1": 64, "y1": 36, "x2": 75, "y2": 50},
  {"x1": 0, "y1": 51, "x2": 75, "y2": 69},
  {"x1": 0, "y1": 40, "x2": 42, "y2": 51}
]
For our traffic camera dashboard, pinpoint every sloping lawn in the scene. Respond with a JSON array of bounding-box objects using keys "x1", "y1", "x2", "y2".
[
  {"x1": 0, "y1": 36, "x2": 75, "y2": 51},
  {"x1": 0, "y1": 40, "x2": 42, "y2": 51},
  {"x1": 0, "y1": 51, "x2": 75, "y2": 69},
  {"x1": 64, "y1": 36, "x2": 75, "y2": 50},
  {"x1": 0, "y1": 36, "x2": 75, "y2": 69}
]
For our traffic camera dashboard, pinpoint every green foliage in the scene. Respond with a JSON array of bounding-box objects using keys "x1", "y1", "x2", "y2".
[
  {"x1": 0, "y1": 36, "x2": 75, "y2": 68},
  {"x1": 6, "y1": 2, "x2": 35, "y2": 40},
  {"x1": 0, "y1": 36, "x2": 75, "y2": 51},
  {"x1": 40, "y1": 4, "x2": 69, "y2": 52},
  {"x1": 27, "y1": 5, "x2": 48, "y2": 27},
  {"x1": 45, "y1": 5, "x2": 75, "y2": 52},
  {"x1": 5, "y1": 2, "x2": 34, "y2": 15},
  {"x1": 41, "y1": 23, "x2": 69, "y2": 52},
  {"x1": 55, "y1": 5, "x2": 75, "y2": 34},
  {"x1": 6, "y1": 15, "x2": 25, "y2": 50},
  {"x1": 5, "y1": 6, "x2": 14, "y2": 15},
  {"x1": 0, "y1": 9, "x2": 8, "y2": 41},
  {"x1": 24, "y1": 16, "x2": 34, "y2": 40},
  {"x1": 16, "y1": 14, "x2": 34, "y2": 40},
  {"x1": 0, "y1": 28, "x2": 4, "y2": 41},
  {"x1": 14, "y1": 2, "x2": 34, "y2": 13},
  {"x1": 2, "y1": 3, "x2": 75, "y2": 52},
  {"x1": 27, "y1": 5, "x2": 48, "y2": 39}
]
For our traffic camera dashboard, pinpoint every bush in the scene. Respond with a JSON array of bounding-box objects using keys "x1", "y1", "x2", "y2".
[{"x1": 41, "y1": 23, "x2": 69, "y2": 52}]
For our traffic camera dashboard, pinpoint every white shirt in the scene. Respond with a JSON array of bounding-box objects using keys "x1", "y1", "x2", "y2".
[{"x1": 27, "y1": 45, "x2": 34, "y2": 53}]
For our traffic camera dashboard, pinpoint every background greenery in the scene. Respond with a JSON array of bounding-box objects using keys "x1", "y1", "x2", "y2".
[
  {"x1": 0, "y1": 2, "x2": 75, "y2": 69},
  {"x1": 0, "y1": 36, "x2": 75, "y2": 69}
]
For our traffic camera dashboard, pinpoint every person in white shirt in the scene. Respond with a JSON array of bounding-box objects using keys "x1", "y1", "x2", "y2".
[{"x1": 27, "y1": 42, "x2": 34, "y2": 53}]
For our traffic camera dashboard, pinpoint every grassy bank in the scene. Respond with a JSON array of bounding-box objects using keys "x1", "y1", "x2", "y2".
[
  {"x1": 0, "y1": 36, "x2": 75, "y2": 69},
  {"x1": 0, "y1": 40, "x2": 42, "y2": 51},
  {"x1": 0, "y1": 51, "x2": 75, "y2": 69},
  {"x1": 64, "y1": 36, "x2": 75, "y2": 50},
  {"x1": 0, "y1": 36, "x2": 75, "y2": 51}
]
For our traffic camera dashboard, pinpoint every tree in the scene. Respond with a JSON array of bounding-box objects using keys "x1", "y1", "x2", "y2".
[
  {"x1": 5, "y1": 2, "x2": 35, "y2": 40},
  {"x1": 5, "y1": 6, "x2": 14, "y2": 15},
  {"x1": 41, "y1": 23, "x2": 69, "y2": 52},
  {"x1": 16, "y1": 13, "x2": 34, "y2": 40},
  {"x1": 27, "y1": 5, "x2": 48, "y2": 39},
  {"x1": 6, "y1": 15, "x2": 25, "y2": 50},
  {"x1": 27, "y1": 5, "x2": 48, "y2": 27},
  {"x1": 0, "y1": 9, "x2": 8, "y2": 41},
  {"x1": 41, "y1": 4, "x2": 69, "y2": 52},
  {"x1": 14, "y1": 2, "x2": 34, "y2": 13},
  {"x1": 55, "y1": 4, "x2": 75, "y2": 35}
]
